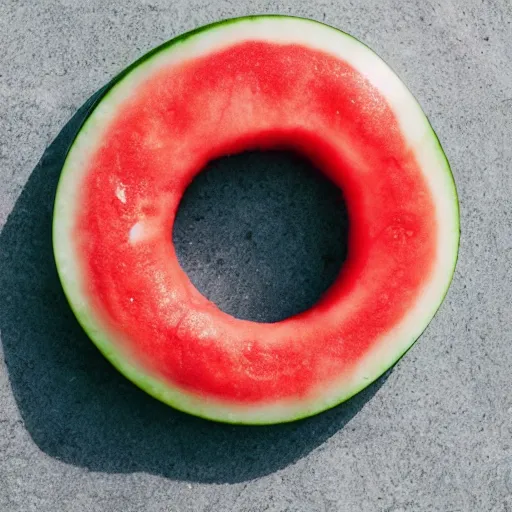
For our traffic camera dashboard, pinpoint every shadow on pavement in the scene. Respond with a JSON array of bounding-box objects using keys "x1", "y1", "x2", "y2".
[{"x1": 0, "y1": 90, "x2": 387, "y2": 483}]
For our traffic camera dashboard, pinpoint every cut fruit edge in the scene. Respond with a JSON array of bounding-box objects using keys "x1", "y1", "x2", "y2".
[{"x1": 53, "y1": 15, "x2": 460, "y2": 424}]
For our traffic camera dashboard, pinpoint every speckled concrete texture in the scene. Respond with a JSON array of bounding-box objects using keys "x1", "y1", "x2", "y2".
[{"x1": 1, "y1": 1, "x2": 511, "y2": 511}]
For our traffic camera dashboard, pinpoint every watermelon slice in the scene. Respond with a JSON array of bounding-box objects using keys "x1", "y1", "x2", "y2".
[{"x1": 53, "y1": 16, "x2": 459, "y2": 424}]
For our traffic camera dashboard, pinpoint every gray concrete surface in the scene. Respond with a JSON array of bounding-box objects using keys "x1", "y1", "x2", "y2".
[{"x1": 1, "y1": 1, "x2": 511, "y2": 510}]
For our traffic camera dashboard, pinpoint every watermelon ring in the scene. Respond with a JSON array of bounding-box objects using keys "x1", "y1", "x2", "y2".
[{"x1": 53, "y1": 16, "x2": 459, "y2": 424}]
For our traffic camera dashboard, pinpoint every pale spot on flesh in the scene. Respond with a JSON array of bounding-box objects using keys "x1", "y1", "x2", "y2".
[
  {"x1": 129, "y1": 221, "x2": 145, "y2": 243},
  {"x1": 115, "y1": 183, "x2": 127, "y2": 203}
]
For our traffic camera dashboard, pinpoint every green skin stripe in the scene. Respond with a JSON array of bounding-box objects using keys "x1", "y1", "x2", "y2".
[{"x1": 53, "y1": 15, "x2": 460, "y2": 424}]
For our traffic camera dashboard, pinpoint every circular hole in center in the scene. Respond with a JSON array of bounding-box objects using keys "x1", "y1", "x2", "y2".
[{"x1": 173, "y1": 150, "x2": 349, "y2": 323}]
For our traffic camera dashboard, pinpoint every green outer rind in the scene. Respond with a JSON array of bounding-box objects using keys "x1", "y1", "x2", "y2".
[{"x1": 53, "y1": 15, "x2": 460, "y2": 425}]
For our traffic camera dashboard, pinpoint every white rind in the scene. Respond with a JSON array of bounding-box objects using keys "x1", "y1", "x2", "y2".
[{"x1": 53, "y1": 16, "x2": 459, "y2": 424}]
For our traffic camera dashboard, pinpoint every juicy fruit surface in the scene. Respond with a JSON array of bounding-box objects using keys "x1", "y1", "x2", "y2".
[{"x1": 75, "y1": 42, "x2": 436, "y2": 404}]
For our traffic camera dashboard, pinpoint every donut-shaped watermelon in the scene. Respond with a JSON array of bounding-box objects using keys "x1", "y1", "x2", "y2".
[{"x1": 53, "y1": 16, "x2": 459, "y2": 424}]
